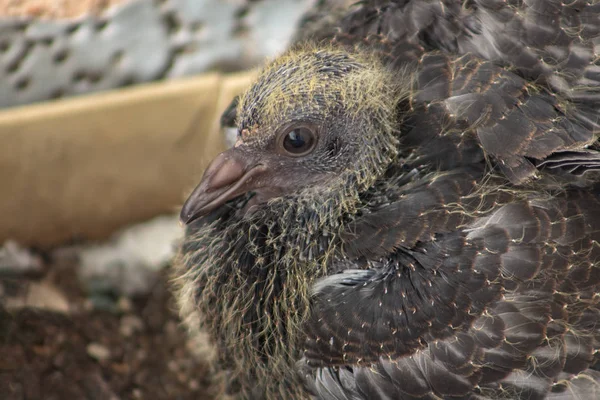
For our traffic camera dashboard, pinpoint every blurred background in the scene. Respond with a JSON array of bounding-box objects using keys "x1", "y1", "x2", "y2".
[{"x1": 0, "y1": 0, "x2": 320, "y2": 398}]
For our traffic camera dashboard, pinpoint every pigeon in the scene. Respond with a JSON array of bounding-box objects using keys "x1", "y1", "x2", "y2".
[{"x1": 174, "y1": 1, "x2": 600, "y2": 399}]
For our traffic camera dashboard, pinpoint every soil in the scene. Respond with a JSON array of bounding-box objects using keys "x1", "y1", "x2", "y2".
[
  {"x1": 0, "y1": 0, "x2": 132, "y2": 19},
  {"x1": 0, "y1": 260, "x2": 219, "y2": 400}
]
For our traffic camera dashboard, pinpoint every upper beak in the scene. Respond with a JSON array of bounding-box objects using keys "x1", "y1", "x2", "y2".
[{"x1": 180, "y1": 149, "x2": 267, "y2": 225}]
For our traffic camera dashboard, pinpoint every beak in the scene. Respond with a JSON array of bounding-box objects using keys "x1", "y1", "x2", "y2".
[{"x1": 180, "y1": 149, "x2": 267, "y2": 225}]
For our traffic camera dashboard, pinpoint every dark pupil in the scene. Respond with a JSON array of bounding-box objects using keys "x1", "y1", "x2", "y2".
[
  {"x1": 283, "y1": 128, "x2": 314, "y2": 154},
  {"x1": 287, "y1": 131, "x2": 305, "y2": 148}
]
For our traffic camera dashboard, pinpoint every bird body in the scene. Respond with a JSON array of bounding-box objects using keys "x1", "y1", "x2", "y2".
[{"x1": 174, "y1": 1, "x2": 600, "y2": 399}]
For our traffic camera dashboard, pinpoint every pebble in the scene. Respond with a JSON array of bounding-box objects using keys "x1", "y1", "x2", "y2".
[
  {"x1": 120, "y1": 315, "x2": 144, "y2": 337},
  {"x1": 0, "y1": 240, "x2": 43, "y2": 276},
  {"x1": 86, "y1": 343, "x2": 111, "y2": 361},
  {"x1": 4, "y1": 282, "x2": 70, "y2": 313}
]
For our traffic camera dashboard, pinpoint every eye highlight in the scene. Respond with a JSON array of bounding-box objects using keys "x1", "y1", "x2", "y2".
[{"x1": 279, "y1": 126, "x2": 317, "y2": 156}]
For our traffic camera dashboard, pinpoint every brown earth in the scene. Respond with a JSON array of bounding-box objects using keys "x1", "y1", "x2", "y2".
[
  {"x1": 0, "y1": 262, "x2": 220, "y2": 400},
  {"x1": 0, "y1": 0, "x2": 131, "y2": 19}
]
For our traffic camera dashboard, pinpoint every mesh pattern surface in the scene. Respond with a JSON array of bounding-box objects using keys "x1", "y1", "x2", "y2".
[{"x1": 0, "y1": 0, "x2": 313, "y2": 108}]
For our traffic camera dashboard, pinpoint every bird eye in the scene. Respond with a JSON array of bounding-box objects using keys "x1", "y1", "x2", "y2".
[{"x1": 280, "y1": 126, "x2": 317, "y2": 156}]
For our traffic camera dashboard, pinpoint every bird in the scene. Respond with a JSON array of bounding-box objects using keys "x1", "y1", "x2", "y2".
[{"x1": 173, "y1": 1, "x2": 600, "y2": 399}]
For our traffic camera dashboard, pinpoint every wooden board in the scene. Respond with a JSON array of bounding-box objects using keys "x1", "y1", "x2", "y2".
[{"x1": 0, "y1": 70, "x2": 255, "y2": 247}]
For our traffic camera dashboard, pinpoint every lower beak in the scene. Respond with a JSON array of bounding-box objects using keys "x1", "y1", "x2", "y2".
[{"x1": 180, "y1": 149, "x2": 266, "y2": 225}]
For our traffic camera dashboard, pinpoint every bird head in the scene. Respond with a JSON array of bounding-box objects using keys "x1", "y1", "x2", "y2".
[{"x1": 181, "y1": 46, "x2": 405, "y2": 225}]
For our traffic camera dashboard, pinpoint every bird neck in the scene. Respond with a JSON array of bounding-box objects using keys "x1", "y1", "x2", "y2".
[
  {"x1": 209, "y1": 176, "x2": 361, "y2": 312},
  {"x1": 175, "y1": 173, "x2": 364, "y2": 396}
]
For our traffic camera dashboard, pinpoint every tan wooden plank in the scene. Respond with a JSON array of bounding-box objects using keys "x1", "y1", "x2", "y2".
[{"x1": 0, "y1": 70, "x2": 255, "y2": 247}]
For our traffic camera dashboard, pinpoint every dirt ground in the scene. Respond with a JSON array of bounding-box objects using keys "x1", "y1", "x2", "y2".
[
  {"x1": 0, "y1": 0, "x2": 131, "y2": 18},
  {"x1": 0, "y1": 258, "x2": 219, "y2": 400}
]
